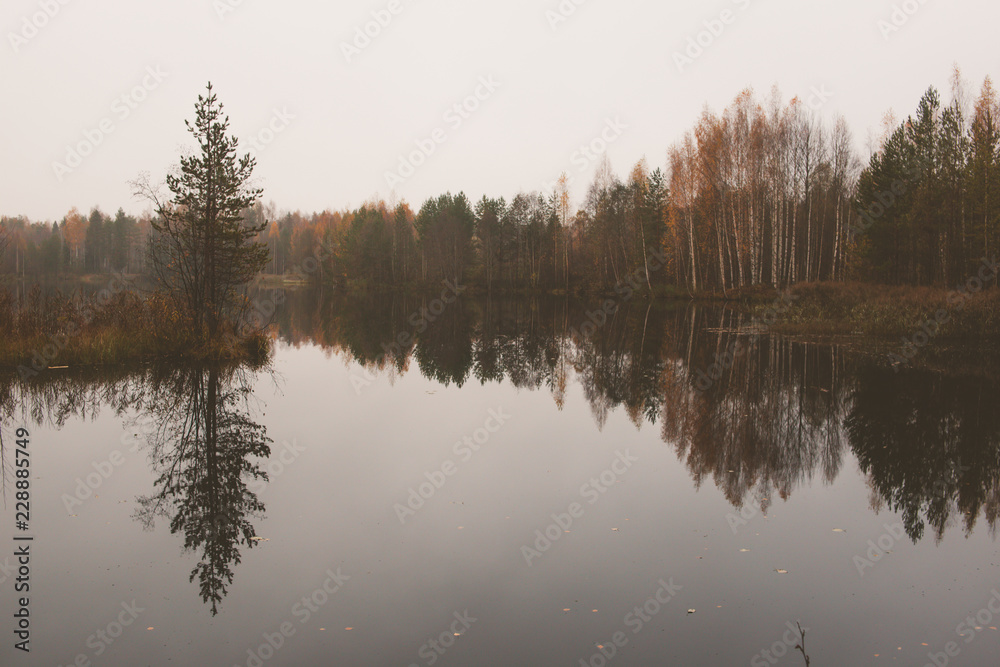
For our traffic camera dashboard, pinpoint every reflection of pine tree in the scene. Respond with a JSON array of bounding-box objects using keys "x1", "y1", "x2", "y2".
[
  {"x1": 134, "y1": 366, "x2": 271, "y2": 615},
  {"x1": 0, "y1": 363, "x2": 272, "y2": 614}
]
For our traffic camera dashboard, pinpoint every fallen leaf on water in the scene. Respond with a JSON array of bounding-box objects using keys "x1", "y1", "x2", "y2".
[
  {"x1": 687, "y1": 609, "x2": 696, "y2": 614},
  {"x1": 250, "y1": 537, "x2": 270, "y2": 542},
  {"x1": 739, "y1": 549, "x2": 751, "y2": 552},
  {"x1": 832, "y1": 528, "x2": 846, "y2": 533},
  {"x1": 775, "y1": 569, "x2": 788, "y2": 574}
]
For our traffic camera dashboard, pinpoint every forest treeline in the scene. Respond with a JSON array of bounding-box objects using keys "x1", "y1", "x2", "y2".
[{"x1": 3, "y1": 71, "x2": 999, "y2": 293}]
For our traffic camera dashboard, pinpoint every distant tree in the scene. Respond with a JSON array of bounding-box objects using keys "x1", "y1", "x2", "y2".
[
  {"x1": 134, "y1": 82, "x2": 268, "y2": 341},
  {"x1": 415, "y1": 192, "x2": 475, "y2": 284},
  {"x1": 555, "y1": 174, "x2": 572, "y2": 290},
  {"x1": 967, "y1": 77, "x2": 1000, "y2": 263},
  {"x1": 85, "y1": 208, "x2": 108, "y2": 273},
  {"x1": 110, "y1": 208, "x2": 138, "y2": 272},
  {"x1": 474, "y1": 195, "x2": 505, "y2": 294},
  {"x1": 63, "y1": 208, "x2": 87, "y2": 271}
]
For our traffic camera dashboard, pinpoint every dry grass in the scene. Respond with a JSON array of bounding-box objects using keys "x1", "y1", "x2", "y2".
[
  {"x1": 755, "y1": 281, "x2": 1000, "y2": 338},
  {"x1": 0, "y1": 286, "x2": 270, "y2": 371}
]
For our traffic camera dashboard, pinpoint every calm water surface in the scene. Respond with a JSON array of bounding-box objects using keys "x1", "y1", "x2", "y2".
[{"x1": 1, "y1": 293, "x2": 999, "y2": 666}]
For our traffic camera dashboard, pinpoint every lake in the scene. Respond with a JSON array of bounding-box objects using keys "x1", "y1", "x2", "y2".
[{"x1": 1, "y1": 292, "x2": 999, "y2": 666}]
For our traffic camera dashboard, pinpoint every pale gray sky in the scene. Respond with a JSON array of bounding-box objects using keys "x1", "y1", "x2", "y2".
[{"x1": 2, "y1": 0, "x2": 997, "y2": 221}]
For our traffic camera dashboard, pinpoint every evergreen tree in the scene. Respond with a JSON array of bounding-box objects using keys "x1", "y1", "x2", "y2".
[{"x1": 137, "y1": 83, "x2": 268, "y2": 341}]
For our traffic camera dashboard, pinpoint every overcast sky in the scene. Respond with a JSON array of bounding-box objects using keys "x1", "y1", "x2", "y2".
[{"x1": 2, "y1": 0, "x2": 998, "y2": 221}]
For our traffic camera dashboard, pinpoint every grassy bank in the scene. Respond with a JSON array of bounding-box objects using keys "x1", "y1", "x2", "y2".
[
  {"x1": 746, "y1": 282, "x2": 1000, "y2": 339},
  {"x1": 0, "y1": 286, "x2": 270, "y2": 372}
]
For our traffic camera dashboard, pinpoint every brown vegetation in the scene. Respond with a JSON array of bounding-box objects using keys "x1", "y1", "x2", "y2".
[{"x1": 0, "y1": 286, "x2": 269, "y2": 373}]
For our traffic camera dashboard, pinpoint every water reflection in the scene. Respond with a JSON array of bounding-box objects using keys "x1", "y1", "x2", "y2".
[
  {"x1": 0, "y1": 363, "x2": 271, "y2": 615},
  {"x1": 848, "y1": 365, "x2": 1000, "y2": 542},
  {"x1": 132, "y1": 365, "x2": 271, "y2": 615},
  {"x1": 1, "y1": 292, "x2": 998, "y2": 619},
  {"x1": 271, "y1": 290, "x2": 1000, "y2": 542}
]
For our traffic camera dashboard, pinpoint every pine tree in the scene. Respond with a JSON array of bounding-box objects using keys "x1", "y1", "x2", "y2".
[{"x1": 138, "y1": 83, "x2": 268, "y2": 342}]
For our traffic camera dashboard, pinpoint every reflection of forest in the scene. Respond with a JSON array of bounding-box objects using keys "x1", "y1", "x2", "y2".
[
  {"x1": 269, "y1": 289, "x2": 1000, "y2": 542},
  {"x1": 0, "y1": 364, "x2": 271, "y2": 615},
  {"x1": 0, "y1": 289, "x2": 997, "y2": 591}
]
